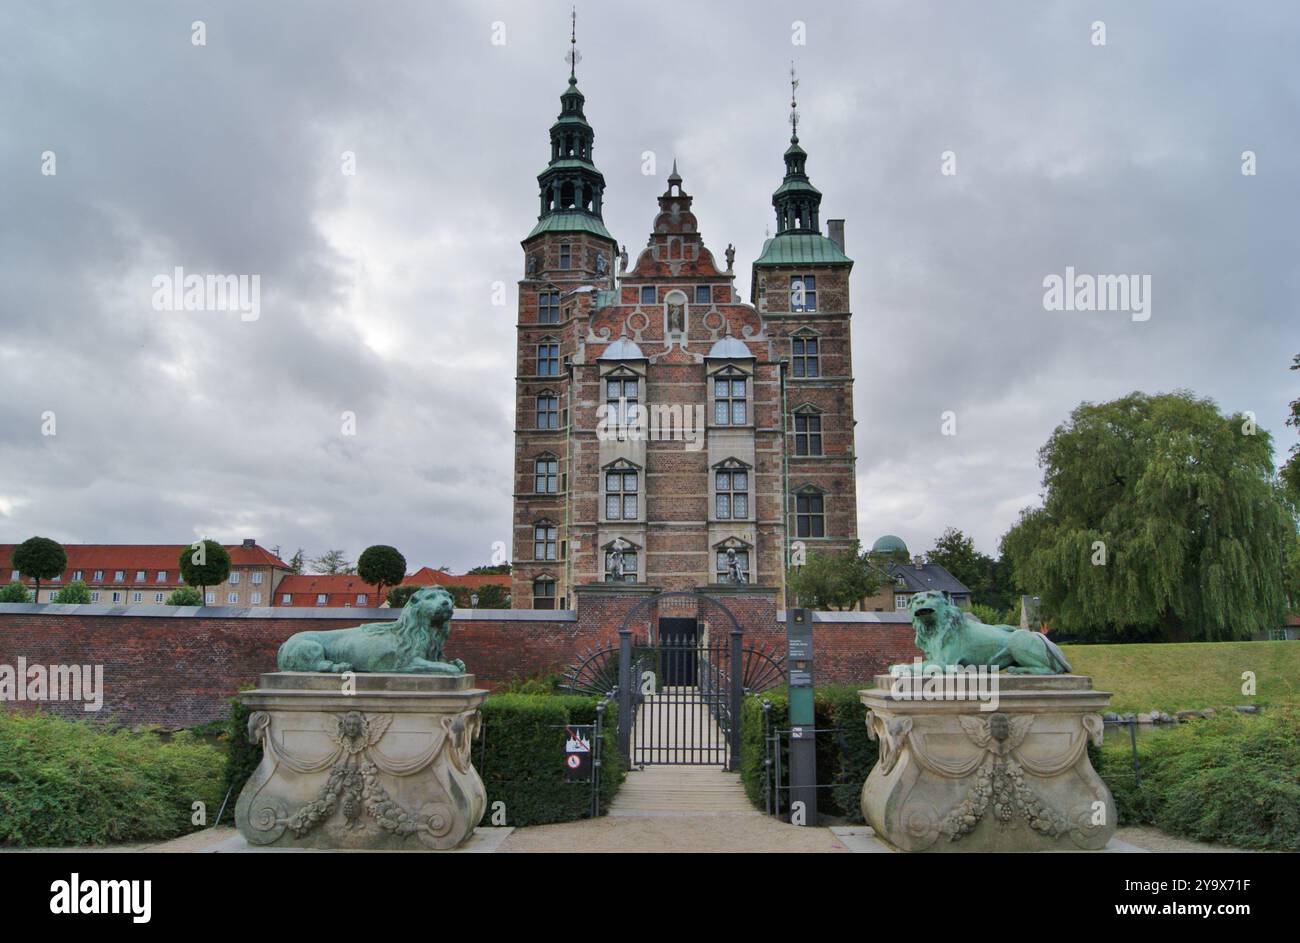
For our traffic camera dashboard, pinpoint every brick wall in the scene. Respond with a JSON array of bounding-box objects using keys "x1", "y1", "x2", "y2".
[{"x1": 0, "y1": 591, "x2": 918, "y2": 728}]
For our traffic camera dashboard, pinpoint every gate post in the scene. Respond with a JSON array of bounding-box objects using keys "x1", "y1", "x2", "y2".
[
  {"x1": 617, "y1": 626, "x2": 633, "y2": 764},
  {"x1": 728, "y1": 626, "x2": 743, "y2": 771}
]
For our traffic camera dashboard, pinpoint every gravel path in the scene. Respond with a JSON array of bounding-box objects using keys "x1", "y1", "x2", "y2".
[{"x1": 497, "y1": 813, "x2": 852, "y2": 853}]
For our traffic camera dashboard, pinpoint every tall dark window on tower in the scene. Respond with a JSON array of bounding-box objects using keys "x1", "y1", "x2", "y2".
[
  {"x1": 796, "y1": 493, "x2": 825, "y2": 537},
  {"x1": 791, "y1": 275, "x2": 817, "y2": 311},
  {"x1": 534, "y1": 456, "x2": 558, "y2": 493},
  {"x1": 538, "y1": 291, "x2": 561, "y2": 324},
  {"x1": 536, "y1": 394, "x2": 559, "y2": 429},
  {"x1": 537, "y1": 340, "x2": 560, "y2": 376},
  {"x1": 792, "y1": 335, "x2": 820, "y2": 377},
  {"x1": 714, "y1": 372, "x2": 748, "y2": 425},
  {"x1": 533, "y1": 523, "x2": 557, "y2": 561},
  {"x1": 559, "y1": 244, "x2": 572, "y2": 269},
  {"x1": 794, "y1": 413, "x2": 823, "y2": 456}
]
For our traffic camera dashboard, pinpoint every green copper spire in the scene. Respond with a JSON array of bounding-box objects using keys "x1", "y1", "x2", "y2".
[
  {"x1": 772, "y1": 63, "x2": 823, "y2": 235},
  {"x1": 527, "y1": 8, "x2": 611, "y2": 241}
]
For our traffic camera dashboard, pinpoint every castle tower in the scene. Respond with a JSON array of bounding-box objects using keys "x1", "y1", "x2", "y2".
[{"x1": 751, "y1": 67, "x2": 860, "y2": 559}]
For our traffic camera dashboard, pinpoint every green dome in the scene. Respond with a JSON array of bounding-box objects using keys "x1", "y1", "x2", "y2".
[{"x1": 871, "y1": 534, "x2": 908, "y2": 555}]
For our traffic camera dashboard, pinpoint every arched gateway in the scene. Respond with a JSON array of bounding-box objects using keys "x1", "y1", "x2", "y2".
[{"x1": 562, "y1": 590, "x2": 784, "y2": 771}]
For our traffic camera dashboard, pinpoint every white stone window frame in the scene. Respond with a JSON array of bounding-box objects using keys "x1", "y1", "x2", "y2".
[
  {"x1": 713, "y1": 537, "x2": 755, "y2": 583},
  {"x1": 709, "y1": 365, "x2": 752, "y2": 427},
  {"x1": 602, "y1": 538, "x2": 642, "y2": 584},
  {"x1": 602, "y1": 459, "x2": 642, "y2": 523},
  {"x1": 712, "y1": 458, "x2": 753, "y2": 521}
]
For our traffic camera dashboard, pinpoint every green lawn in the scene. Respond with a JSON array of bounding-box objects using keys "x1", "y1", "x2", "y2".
[{"x1": 1060, "y1": 640, "x2": 1300, "y2": 714}]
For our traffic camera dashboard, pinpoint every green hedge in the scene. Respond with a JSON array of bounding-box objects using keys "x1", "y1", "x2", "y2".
[
  {"x1": 740, "y1": 685, "x2": 877, "y2": 822},
  {"x1": 1095, "y1": 709, "x2": 1300, "y2": 850},
  {"x1": 0, "y1": 710, "x2": 225, "y2": 847},
  {"x1": 474, "y1": 693, "x2": 624, "y2": 827}
]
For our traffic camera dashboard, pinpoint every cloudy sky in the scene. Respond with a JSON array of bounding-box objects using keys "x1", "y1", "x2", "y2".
[{"x1": 1, "y1": 0, "x2": 1296, "y2": 570}]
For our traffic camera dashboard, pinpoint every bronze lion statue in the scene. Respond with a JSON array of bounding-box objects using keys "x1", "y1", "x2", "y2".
[
  {"x1": 892, "y1": 590, "x2": 1072, "y2": 675},
  {"x1": 276, "y1": 586, "x2": 465, "y2": 674}
]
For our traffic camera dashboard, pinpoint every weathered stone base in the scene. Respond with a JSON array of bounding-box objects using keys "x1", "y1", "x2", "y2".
[
  {"x1": 234, "y1": 672, "x2": 488, "y2": 850},
  {"x1": 860, "y1": 674, "x2": 1116, "y2": 852}
]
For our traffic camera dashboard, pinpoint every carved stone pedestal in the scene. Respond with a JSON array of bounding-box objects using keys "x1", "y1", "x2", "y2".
[
  {"x1": 860, "y1": 674, "x2": 1116, "y2": 852},
  {"x1": 235, "y1": 672, "x2": 488, "y2": 850}
]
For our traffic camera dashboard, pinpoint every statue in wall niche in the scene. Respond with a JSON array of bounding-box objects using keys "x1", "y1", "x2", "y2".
[
  {"x1": 596, "y1": 250, "x2": 608, "y2": 276},
  {"x1": 527, "y1": 253, "x2": 539, "y2": 276},
  {"x1": 725, "y1": 548, "x2": 747, "y2": 584},
  {"x1": 608, "y1": 538, "x2": 628, "y2": 581},
  {"x1": 619, "y1": 244, "x2": 628, "y2": 272},
  {"x1": 893, "y1": 591, "x2": 1072, "y2": 675},
  {"x1": 276, "y1": 586, "x2": 465, "y2": 674},
  {"x1": 667, "y1": 300, "x2": 684, "y2": 333}
]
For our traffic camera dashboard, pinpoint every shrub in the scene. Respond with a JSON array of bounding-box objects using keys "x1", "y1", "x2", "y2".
[
  {"x1": 221, "y1": 695, "x2": 263, "y2": 802},
  {"x1": 0, "y1": 711, "x2": 224, "y2": 847},
  {"x1": 51, "y1": 580, "x2": 92, "y2": 604},
  {"x1": 0, "y1": 582, "x2": 31, "y2": 603},
  {"x1": 475, "y1": 693, "x2": 624, "y2": 827},
  {"x1": 386, "y1": 585, "x2": 419, "y2": 608},
  {"x1": 740, "y1": 684, "x2": 876, "y2": 821},
  {"x1": 166, "y1": 586, "x2": 204, "y2": 606}
]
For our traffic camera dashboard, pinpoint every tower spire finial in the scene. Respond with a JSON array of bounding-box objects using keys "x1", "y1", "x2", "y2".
[
  {"x1": 568, "y1": 6, "x2": 579, "y2": 81},
  {"x1": 789, "y1": 61, "x2": 800, "y2": 143}
]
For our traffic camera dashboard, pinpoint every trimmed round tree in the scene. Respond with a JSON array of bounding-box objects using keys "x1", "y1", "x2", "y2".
[
  {"x1": 12, "y1": 536, "x2": 66, "y2": 601},
  {"x1": 51, "y1": 580, "x2": 92, "y2": 604},
  {"x1": 358, "y1": 545, "x2": 407, "y2": 608},
  {"x1": 385, "y1": 584, "x2": 419, "y2": 609},
  {"x1": 177, "y1": 539, "x2": 231, "y2": 604}
]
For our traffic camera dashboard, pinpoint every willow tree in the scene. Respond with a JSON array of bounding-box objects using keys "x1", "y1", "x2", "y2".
[{"x1": 1000, "y1": 391, "x2": 1293, "y2": 641}]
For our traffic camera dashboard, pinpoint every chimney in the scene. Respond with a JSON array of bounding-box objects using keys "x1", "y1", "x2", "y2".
[
  {"x1": 913, "y1": 554, "x2": 926, "y2": 570},
  {"x1": 827, "y1": 219, "x2": 846, "y2": 252},
  {"x1": 242, "y1": 539, "x2": 256, "y2": 548}
]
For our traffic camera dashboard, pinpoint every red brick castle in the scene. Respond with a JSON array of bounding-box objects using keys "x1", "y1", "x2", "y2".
[{"x1": 512, "y1": 41, "x2": 858, "y2": 609}]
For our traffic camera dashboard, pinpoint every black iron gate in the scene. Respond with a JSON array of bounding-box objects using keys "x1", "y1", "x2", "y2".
[{"x1": 561, "y1": 591, "x2": 785, "y2": 771}]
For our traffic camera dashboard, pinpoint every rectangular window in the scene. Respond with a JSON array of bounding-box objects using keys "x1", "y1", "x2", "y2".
[
  {"x1": 538, "y1": 342, "x2": 560, "y2": 376},
  {"x1": 791, "y1": 275, "x2": 816, "y2": 311},
  {"x1": 605, "y1": 469, "x2": 638, "y2": 520},
  {"x1": 640, "y1": 285, "x2": 656, "y2": 305},
  {"x1": 251, "y1": 571, "x2": 263, "y2": 584},
  {"x1": 716, "y1": 550, "x2": 750, "y2": 582},
  {"x1": 9, "y1": 570, "x2": 18, "y2": 581},
  {"x1": 534, "y1": 523, "x2": 558, "y2": 561},
  {"x1": 154, "y1": 593, "x2": 165, "y2": 603},
  {"x1": 93, "y1": 570, "x2": 104, "y2": 581},
  {"x1": 90, "y1": 592, "x2": 100, "y2": 602},
  {"x1": 695, "y1": 285, "x2": 711, "y2": 305},
  {"x1": 559, "y1": 244, "x2": 571, "y2": 269},
  {"x1": 792, "y1": 336, "x2": 820, "y2": 377},
  {"x1": 230, "y1": 572, "x2": 241, "y2": 585},
  {"x1": 535, "y1": 457, "x2": 558, "y2": 493},
  {"x1": 73, "y1": 570, "x2": 83, "y2": 581},
  {"x1": 135, "y1": 570, "x2": 146, "y2": 582},
  {"x1": 114, "y1": 570, "x2": 125, "y2": 582},
  {"x1": 538, "y1": 290, "x2": 561, "y2": 324},
  {"x1": 132, "y1": 592, "x2": 142, "y2": 602},
  {"x1": 536, "y1": 395, "x2": 559, "y2": 429},
  {"x1": 357, "y1": 594, "x2": 367, "y2": 606},
  {"x1": 315, "y1": 594, "x2": 327, "y2": 606},
  {"x1": 227, "y1": 592, "x2": 238, "y2": 604},
  {"x1": 795, "y1": 413, "x2": 823, "y2": 456},
  {"x1": 110, "y1": 591, "x2": 121, "y2": 603},
  {"x1": 533, "y1": 579, "x2": 556, "y2": 609},
  {"x1": 605, "y1": 377, "x2": 639, "y2": 426},
  {"x1": 250, "y1": 592, "x2": 262, "y2": 605},
  {"x1": 156, "y1": 570, "x2": 166, "y2": 582},
  {"x1": 896, "y1": 594, "x2": 910, "y2": 611},
  {"x1": 714, "y1": 375, "x2": 747, "y2": 425},
  {"x1": 796, "y1": 493, "x2": 826, "y2": 538},
  {"x1": 715, "y1": 469, "x2": 749, "y2": 519},
  {"x1": 282, "y1": 593, "x2": 292, "y2": 605}
]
